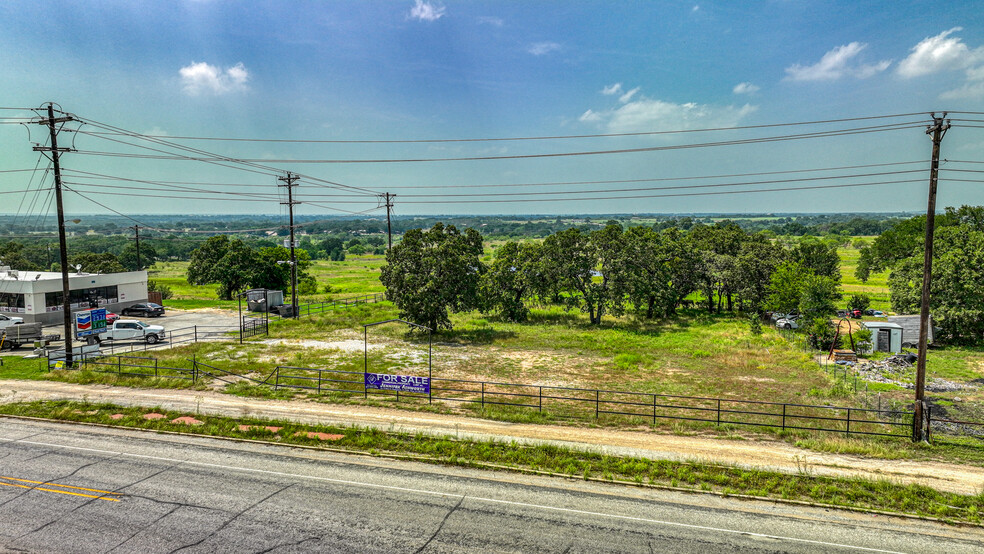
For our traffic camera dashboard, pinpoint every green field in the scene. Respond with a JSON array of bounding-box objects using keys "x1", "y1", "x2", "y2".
[{"x1": 837, "y1": 243, "x2": 892, "y2": 311}]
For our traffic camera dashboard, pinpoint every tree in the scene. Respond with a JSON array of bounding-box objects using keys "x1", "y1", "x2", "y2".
[
  {"x1": 379, "y1": 223, "x2": 484, "y2": 331},
  {"x1": 187, "y1": 235, "x2": 231, "y2": 286},
  {"x1": 70, "y1": 252, "x2": 124, "y2": 274},
  {"x1": 539, "y1": 226, "x2": 622, "y2": 324},
  {"x1": 0, "y1": 241, "x2": 41, "y2": 271},
  {"x1": 119, "y1": 243, "x2": 158, "y2": 271},
  {"x1": 791, "y1": 238, "x2": 840, "y2": 280},
  {"x1": 479, "y1": 241, "x2": 540, "y2": 322},
  {"x1": 799, "y1": 274, "x2": 840, "y2": 318},
  {"x1": 765, "y1": 261, "x2": 809, "y2": 315},
  {"x1": 733, "y1": 237, "x2": 785, "y2": 313}
]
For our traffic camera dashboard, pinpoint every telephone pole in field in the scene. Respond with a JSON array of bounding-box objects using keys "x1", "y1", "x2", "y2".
[
  {"x1": 913, "y1": 112, "x2": 950, "y2": 443},
  {"x1": 33, "y1": 103, "x2": 76, "y2": 367},
  {"x1": 132, "y1": 225, "x2": 141, "y2": 271},
  {"x1": 279, "y1": 172, "x2": 300, "y2": 318},
  {"x1": 381, "y1": 192, "x2": 395, "y2": 249}
]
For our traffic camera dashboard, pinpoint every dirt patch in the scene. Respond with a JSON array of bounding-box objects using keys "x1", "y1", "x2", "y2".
[
  {"x1": 171, "y1": 416, "x2": 204, "y2": 425},
  {"x1": 260, "y1": 338, "x2": 379, "y2": 351},
  {"x1": 142, "y1": 413, "x2": 165, "y2": 420}
]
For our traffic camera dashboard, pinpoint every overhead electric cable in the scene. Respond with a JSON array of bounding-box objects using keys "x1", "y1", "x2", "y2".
[
  {"x1": 75, "y1": 112, "x2": 928, "y2": 144},
  {"x1": 69, "y1": 121, "x2": 925, "y2": 164}
]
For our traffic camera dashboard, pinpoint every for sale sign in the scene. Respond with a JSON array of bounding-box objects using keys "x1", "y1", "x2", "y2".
[
  {"x1": 75, "y1": 308, "x2": 108, "y2": 337},
  {"x1": 364, "y1": 372, "x2": 430, "y2": 394}
]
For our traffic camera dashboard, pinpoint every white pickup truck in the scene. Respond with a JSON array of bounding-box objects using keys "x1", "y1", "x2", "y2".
[
  {"x1": 0, "y1": 314, "x2": 24, "y2": 329},
  {"x1": 85, "y1": 319, "x2": 166, "y2": 345}
]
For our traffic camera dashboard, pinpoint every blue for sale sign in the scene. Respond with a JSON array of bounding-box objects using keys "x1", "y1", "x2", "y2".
[{"x1": 364, "y1": 372, "x2": 430, "y2": 394}]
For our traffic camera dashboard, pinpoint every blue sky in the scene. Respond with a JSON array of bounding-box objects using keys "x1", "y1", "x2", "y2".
[{"x1": 1, "y1": 0, "x2": 983, "y2": 217}]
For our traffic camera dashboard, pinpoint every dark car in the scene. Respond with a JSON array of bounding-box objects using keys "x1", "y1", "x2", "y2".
[{"x1": 121, "y1": 303, "x2": 165, "y2": 317}]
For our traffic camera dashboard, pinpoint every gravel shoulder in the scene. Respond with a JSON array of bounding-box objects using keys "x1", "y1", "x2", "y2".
[{"x1": 1, "y1": 379, "x2": 983, "y2": 495}]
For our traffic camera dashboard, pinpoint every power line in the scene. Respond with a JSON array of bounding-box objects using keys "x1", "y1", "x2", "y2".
[
  {"x1": 69, "y1": 121, "x2": 925, "y2": 164},
  {"x1": 74, "y1": 111, "x2": 929, "y2": 144}
]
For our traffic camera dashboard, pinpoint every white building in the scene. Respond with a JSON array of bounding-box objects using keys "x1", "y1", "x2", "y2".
[{"x1": 0, "y1": 267, "x2": 149, "y2": 325}]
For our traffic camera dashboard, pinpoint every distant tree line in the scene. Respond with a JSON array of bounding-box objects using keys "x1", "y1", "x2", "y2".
[{"x1": 380, "y1": 221, "x2": 843, "y2": 332}]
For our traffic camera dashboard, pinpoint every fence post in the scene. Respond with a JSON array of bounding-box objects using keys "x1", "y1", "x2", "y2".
[
  {"x1": 481, "y1": 382, "x2": 485, "y2": 410},
  {"x1": 118, "y1": 355, "x2": 121, "y2": 375},
  {"x1": 717, "y1": 399, "x2": 721, "y2": 426},
  {"x1": 846, "y1": 408, "x2": 851, "y2": 436},
  {"x1": 595, "y1": 390, "x2": 600, "y2": 419},
  {"x1": 155, "y1": 358, "x2": 158, "y2": 378},
  {"x1": 782, "y1": 404, "x2": 786, "y2": 431},
  {"x1": 653, "y1": 394, "x2": 657, "y2": 425},
  {"x1": 538, "y1": 386, "x2": 542, "y2": 412},
  {"x1": 194, "y1": 326, "x2": 198, "y2": 343},
  {"x1": 317, "y1": 369, "x2": 322, "y2": 395},
  {"x1": 274, "y1": 367, "x2": 279, "y2": 390}
]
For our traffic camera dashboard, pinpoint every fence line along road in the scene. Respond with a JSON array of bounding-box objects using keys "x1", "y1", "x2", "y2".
[
  {"x1": 292, "y1": 293, "x2": 386, "y2": 318},
  {"x1": 59, "y1": 354, "x2": 931, "y2": 441}
]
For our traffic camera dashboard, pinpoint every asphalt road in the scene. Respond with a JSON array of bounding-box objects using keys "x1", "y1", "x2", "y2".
[{"x1": 0, "y1": 419, "x2": 981, "y2": 553}]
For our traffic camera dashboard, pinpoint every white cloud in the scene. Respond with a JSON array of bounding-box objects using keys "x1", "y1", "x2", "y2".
[
  {"x1": 579, "y1": 109, "x2": 602, "y2": 123},
  {"x1": 784, "y1": 42, "x2": 890, "y2": 81},
  {"x1": 732, "y1": 82, "x2": 760, "y2": 95},
  {"x1": 409, "y1": 0, "x2": 445, "y2": 22},
  {"x1": 528, "y1": 42, "x2": 561, "y2": 56},
  {"x1": 692, "y1": 5, "x2": 700, "y2": 12},
  {"x1": 179, "y1": 62, "x2": 249, "y2": 95},
  {"x1": 618, "y1": 87, "x2": 640, "y2": 103},
  {"x1": 897, "y1": 28, "x2": 984, "y2": 78},
  {"x1": 601, "y1": 83, "x2": 623, "y2": 96},
  {"x1": 580, "y1": 89, "x2": 756, "y2": 134},
  {"x1": 477, "y1": 16, "x2": 503, "y2": 27},
  {"x1": 941, "y1": 65, "x2": 984, "y2": 100}
]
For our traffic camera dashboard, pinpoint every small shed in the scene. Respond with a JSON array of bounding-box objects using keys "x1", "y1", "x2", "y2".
[
  {"x1": 863, "y1": 321, "x2": 904, "y2": 354},
  {"x1": 886, "y1": 315, "x2": 933, "y2": 347},
  {"x1": 245, "y1": 288, "x2": 284, "y2": 312}
]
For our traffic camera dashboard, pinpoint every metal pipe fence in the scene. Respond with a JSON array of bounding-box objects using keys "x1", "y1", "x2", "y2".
[
  {"x1": 53, "y1": 356, "x2": 941, "y2": 440},
  {"x1": 294, "y1": 293, "x2": 386, "y2": 318},
  {"x1": 93, "y1": 325, "x2": 238, "y2": 356},
  {"x1": 269, "y1": 366, "x2": 916, "y2": 439}
]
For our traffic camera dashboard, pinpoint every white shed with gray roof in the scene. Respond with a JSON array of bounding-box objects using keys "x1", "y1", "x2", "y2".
[{"x1": 863, "y1": 321, "x2": 904, "y2": 354}]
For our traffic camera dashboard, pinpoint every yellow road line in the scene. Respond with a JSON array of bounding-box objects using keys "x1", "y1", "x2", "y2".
[
  {"x1": 0, "y1": 479, "x2": 121, "y2": 502},
  {"x1": 0, "y1": 475, "x2": 123, "y2": 495}
]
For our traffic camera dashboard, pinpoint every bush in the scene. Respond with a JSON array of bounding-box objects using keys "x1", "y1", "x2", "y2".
[
  {"x1": 297, "y1": 275, "x2": 318, "y2": 295},
  {"x1": 805, "y1": 317, "x2": 839, "y2": 350},
  {"x1": 147, "y1": 279, "x2": 173, "y2": 300},
  {"x1": 847, "y1": 294, "x2": 870, "y2": 313}
]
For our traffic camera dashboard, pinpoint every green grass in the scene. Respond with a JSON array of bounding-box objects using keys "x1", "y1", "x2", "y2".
[
  {"x1": 838, "y1": 244, "x2": 892, "y2": 312},
  {"x1": 4, "y1": 399, "x2": 984, "y2": 523}
]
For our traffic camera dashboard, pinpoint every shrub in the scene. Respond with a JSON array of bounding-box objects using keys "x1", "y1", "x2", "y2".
[
  {"x1": 147, "y1": 279, "x2": 174, "y2": 300},
  {"x1": 806, "y1": 317, "x2": 839, "y2": 350}
]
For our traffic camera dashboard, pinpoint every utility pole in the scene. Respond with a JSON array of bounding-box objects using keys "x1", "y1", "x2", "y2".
[
  {"x1": 278, "y1": 172, "x2": 299, "y2": 318},
  {"x1": 33, "y1": 104, "x2": 75, "y2": 367},
  {"x1": 913, "y1": 112, "x2": 950, "y2": 443},
  {"x1": 132, "y1": 225, "x2": 141, "y2": 271},
  {"x1": 381, "y1": 192, "x2": 396, "y2": 249}
]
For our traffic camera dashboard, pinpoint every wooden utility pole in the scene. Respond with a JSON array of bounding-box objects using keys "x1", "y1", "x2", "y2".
[
  {"x1": 33, "y1": 104, "x2": 75, "y2": 367},
  {"x1": 132, "y1": 225, "x2": 141, "y2": 271},
  {"x1": 382, "y1": 192, "x2": 395, "y2": 249},
  {"x1": 913, "y1": 112, "x2": 950, "y2": 443},
  {"x1": 278, "y1": 172, "x2": 300, "y2": 317}
]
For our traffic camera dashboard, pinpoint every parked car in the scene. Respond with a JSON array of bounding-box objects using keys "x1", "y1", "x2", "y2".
[
  {"x1": 872, "y1": 310, "x2": 886, "y2": 317},
  {"x1": 121, "y1": 303, "x2": 165, "y2": 317},
  {"x1": 105, "y1": 312, "x2": 119, "y2": 324},
  {"x1": 850, "y1": 309, "x2": 863, "y2": 319},
  {"x1": 0, "y1": 314, "x2": 24, "y2": 329},
  {"x1": 836, "y1": 309, "x2": 848, "y2": 317},
  {"x1": 775, "y1": 316, "x2": 800, "y2": 330},
  {"x1": 864, "y1": 309, "x2": 875, "y2": 316}
]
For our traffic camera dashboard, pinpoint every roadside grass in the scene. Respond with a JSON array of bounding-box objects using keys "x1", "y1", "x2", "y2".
[{"x1": 3, "y1": 399, "x2": 983, "y2": 524}]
